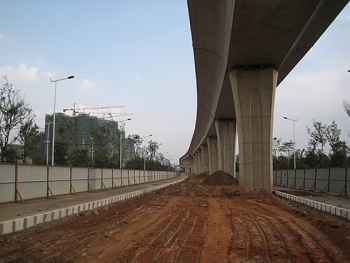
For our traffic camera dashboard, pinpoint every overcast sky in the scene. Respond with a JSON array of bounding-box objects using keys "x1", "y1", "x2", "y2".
[{"x1": 0, "y1": 1, "x2": 349, "y2": 163}]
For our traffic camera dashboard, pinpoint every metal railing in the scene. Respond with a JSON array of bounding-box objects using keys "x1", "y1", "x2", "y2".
[{"x1": 0, "y1": 163, "x2": 177, "y2": 203}]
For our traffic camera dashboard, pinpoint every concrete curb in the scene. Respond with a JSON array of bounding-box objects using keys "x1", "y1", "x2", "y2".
[
  {"x1": 0, "y1": 177, "x2": 187, "y2": 237},
  {"x1": 274, "y1": 190, "x2": 350, "y2": 220}
]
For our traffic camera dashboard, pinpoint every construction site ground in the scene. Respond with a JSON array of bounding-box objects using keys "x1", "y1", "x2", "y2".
[{"x1": 1, "y1": 171, "x2": 350, "y2": 262}]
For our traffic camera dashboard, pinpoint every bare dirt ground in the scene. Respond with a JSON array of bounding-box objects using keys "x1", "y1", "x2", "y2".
[{"x1": 1, "y1": 171, "x2": 350, "y2": 262}]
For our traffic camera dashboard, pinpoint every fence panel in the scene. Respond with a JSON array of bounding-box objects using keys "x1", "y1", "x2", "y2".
[
  {"x1": 329, "y1": 168, "x2": 346, "y2": 194},
  {"x1": 103, "y1": 169, "x2": 113, "y2": 188},
  {"x1": 136, "y1": 170, "x2": 141, "y2": 184},
  {"x1": 89, "y1": 168, "x2": 101, "y2": 190},
  {"x1": 315, "y1": 169, "x2": 328, "y2": 192},
  {"x1": 120, "y1": 169, "x2": 129, "y2": 186},
  {"x1": 113, "y1": 169, "x2": 122, "y2": 187},
  {"x1": 50, "y1": 166, "x2": 70, "y2": 196},
  {"x1": 72, "y1": 167, "x2": 89, "y2": 192},
  {"x1": 286, "y1": 170, "x2": 294, "y2": 187},
  {"x1": 0, "y1": 164, "x2": 15, "y2": 203},
  {"x1": 18, "y1": 165, "x2": 47, "y2": 200},
  {"x1": 129, "y1": 170, "x2": 137, "y2": 185},
  {"x1": 305, "y1": 169, "x2": 315, "y2": 190},
  {"x1": 295, "y1": 169, "x2": 304, "y2": 189},
  {"x1": 279, "y1": 170, "x2": 288, "y2": 185}
]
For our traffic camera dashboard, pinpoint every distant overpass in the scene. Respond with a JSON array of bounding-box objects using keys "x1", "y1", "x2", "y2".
[{"x1": 180, "y1": 0, "x2": 349, "y2": 192}]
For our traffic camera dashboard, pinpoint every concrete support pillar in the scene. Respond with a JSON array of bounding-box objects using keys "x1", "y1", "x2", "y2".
[
  {"x1": 201, "y1": 145, "x2": 209, "y2": 173},
  {"x1": 192, "y1": 153, "x2": 196, "y2": 174},
  {"x1": 180, "y1": 156, "x2": 193, "y2": 174},
  {"x1": 229, "y1": 69, "x2": 277, "y2": 193},
  {"x1": 215, "y1": 120, "x2": 236, "y2": 177},
  {"x1": 198, "y1": 149, "x2": 203, "y2": 173},
  {"x1": 207, "y1": 136, "x2": 219, "y2": 174},
  {"x1": 194, "y1": 152, "x2": 199, "y2": 174}
]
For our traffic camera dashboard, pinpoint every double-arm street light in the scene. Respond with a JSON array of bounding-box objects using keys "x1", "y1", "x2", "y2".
[
  {"x1": 283, "y1": 116, "x2": 297, "y2": 169},
  {"x1": 142, "y1": 134, "x2": 152, "y2": 171},
  {"x1": 119, "y1": 118, "x2": 131, "y2": 169},
  {"x1": 50, "y1": 76, "x2": 74, "y2": 166}
]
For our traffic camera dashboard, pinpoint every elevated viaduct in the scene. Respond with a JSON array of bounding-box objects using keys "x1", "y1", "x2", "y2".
[{"x1": 180, "y1": 0, "x2": 349, "y2": 192}]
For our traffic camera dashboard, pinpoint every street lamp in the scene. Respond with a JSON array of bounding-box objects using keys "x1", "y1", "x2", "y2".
[
  {"x1": 142, "y1": 134, "x2": 152, "y2": 171},
  {"x1": 90, "y1": 137, "x2": 94, "y2": 161},
  {"x1": 119, "y1": 118, "x2": 131, "y2": 169},
  {"x1": 44, "y1": 122, "x2": 53, "y2": 165},
  {"x1": 50, "y1": 75, "x2": 74, "y2": 166},
  {"x1": 283, "y1": 116, "x2": 297, "y2": 169}
]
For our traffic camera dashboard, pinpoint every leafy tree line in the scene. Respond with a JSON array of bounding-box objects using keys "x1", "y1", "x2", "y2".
[
  {"x1": 0, "y1": 76, "x2": 40, "y2": 163},
  {"x1": 0, "y1": 77, "x2": 173, "y2": 170},
  {"x1": 273, "y1": 118, "x2": 349, "y2": 170}
]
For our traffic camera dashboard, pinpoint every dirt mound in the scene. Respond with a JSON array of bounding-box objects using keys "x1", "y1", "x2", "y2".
[
  {"x1": 201, "y1": 170, "x2": 239, "y2": 186},
  {"x1": 197, "y1": 172, "x2": 209, "y2": 178}
]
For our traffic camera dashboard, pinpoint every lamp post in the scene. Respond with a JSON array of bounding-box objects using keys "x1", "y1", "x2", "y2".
[
  {"x1": 90, "y1": 137, "x2": 94, "y2": 161},
  {"x1": 142, "y1": 134, "x2": 152, "y2": 171},
  {"x1": 50, "y1": 75, "x2": 74, "y2": 166},
  {"x1": 283, "y1": 116, "x2": 297, "y2": 169},
  {"x1": 119, "y1": 118, "x2": 131, "y2": 169},
  {"x1": 44, "y1": 122, "x2": 53, "y2": 165}
]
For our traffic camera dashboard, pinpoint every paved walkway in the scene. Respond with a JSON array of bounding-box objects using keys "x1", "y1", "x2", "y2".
[{"x1": 0, "y1": 174, "x2": 187, "y2": 236}]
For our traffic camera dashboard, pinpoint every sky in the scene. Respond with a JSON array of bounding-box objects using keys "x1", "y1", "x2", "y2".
[{"x1": 0, "y1": 1, "x2": 349, "y2": 164}]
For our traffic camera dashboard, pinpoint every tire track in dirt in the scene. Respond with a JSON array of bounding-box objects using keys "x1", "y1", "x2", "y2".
[
  {"x1": 249, "y1": 199, "x2": 348, "y2": 262},
  {"x1": 1, "y1": 173, "x2": 350, "y2": 263}
]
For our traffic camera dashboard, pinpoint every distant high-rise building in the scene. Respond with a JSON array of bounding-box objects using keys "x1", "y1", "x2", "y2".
[{"x1": 40, "y1": 113, "x2": 134, "y2": 165}]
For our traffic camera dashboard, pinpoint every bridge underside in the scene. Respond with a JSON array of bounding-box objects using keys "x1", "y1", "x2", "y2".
[{"x1": 180, "y1": 0, "x2": 348, "y2": 192}]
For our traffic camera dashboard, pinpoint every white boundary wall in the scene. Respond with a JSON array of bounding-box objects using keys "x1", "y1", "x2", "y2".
[
  {"x1": 0, "y1": 176, "x2": 187, "y2": 236},
  {"x1": 0, "y1": 163, "x2": 177, "y2": 203},
  {"x1": 273, "y1": 168, "x2": 349, "y2": 196}
]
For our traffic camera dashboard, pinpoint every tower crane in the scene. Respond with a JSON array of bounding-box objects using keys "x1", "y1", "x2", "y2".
[
  {"x1": 62, "y1": 103, "x2": 125, "y2": 117},
  {"x1": 108, "y1": 112, "x2": 133, "y2": 120}
]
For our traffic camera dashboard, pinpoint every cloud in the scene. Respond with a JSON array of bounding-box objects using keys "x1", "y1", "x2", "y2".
[
  {"x1": 78, "y1": 79, "x2": 95, "y2": 94},
  {"x1": 0, "y1": 33, "x2": 4, "y2": 39},
  {"x1": 0, "y1": 64, "x2": 39, "y2": 84},
  {"x1": 278, "y1": 64, "x2": 349, "y2": 118},
  {"x1": 40, "y1": 71, "x2": 55, "y2": 79},
  {"x1": 135, "y1": 74, "x2": 140, "y2": 81}
]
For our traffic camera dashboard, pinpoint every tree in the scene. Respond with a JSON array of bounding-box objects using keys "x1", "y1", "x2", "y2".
[
  {"x1": 125, "y1": 156, "x2": 144, "y2": 170},
  {"x1": 325, "y1": 120, "x2": 342, "y2": 155},
  {"x1": 54, "y1": 140, "x2": 69, "y2": 166},
  {"x1": 148, "y1": 140, "x2": 160, "y2": 160},
  {"x1": 343, "y1": 100, "x2": 350, "y2": 117},
  {"x1": 0, "y1": 76, "x2": 34, "y2": 163},
  {"x1": 306, "y1": 120, "x2": 327, "y2": 153},
  {"x1": 128, "y1": 134, "x2": 143, "y2": 156},
  {"x1": 89, "y1": 125, "x2": 114, "y2": 168},
  {"x1": 69, "y1": 148, "x2": 90, "y2": 167},
  {"x1": 329, "y1": 141, "x2": 348, "y2": 167},
  {"x1": 91, "y1": 125, "x2": 111, "y2": 151},
  {"x1": 272, "y1": 137, "x2": 282, "y2": 157},
  {"x1": 324, "y1": 121, "x2": 347, "y2": 167},
  {"x1": 17, "y1": 117, "x2": 41, "y2": 163}
]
